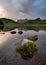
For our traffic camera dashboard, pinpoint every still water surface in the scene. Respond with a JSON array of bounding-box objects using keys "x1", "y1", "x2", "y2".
[{"x1": 0, "y1": 29, "x2": 46, "y2": 65}]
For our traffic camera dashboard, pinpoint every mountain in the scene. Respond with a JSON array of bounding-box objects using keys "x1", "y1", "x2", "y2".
[
  {"x1": 0, "y1": 18, "x2": 46, "y2": 31},
  {"x1": 17, "y1": 18, "x2": 46, "y2": 24},
  {"x1": 0, "y1": 18, "x2": 17, "y2": 23},
  {"x1": 17, "y1": 18, "x2": 41, "y2": 23},
  {"x1": 17, "y1": 19, "x2": 28, "y2": 23}
]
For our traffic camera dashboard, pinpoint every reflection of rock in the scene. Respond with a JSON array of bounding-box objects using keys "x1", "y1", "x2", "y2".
[
  {"x1": 10, "y1": 31, "x2": 16, "y2": 34},
  {"x1": 0, "y1": 31, "x2": 5, "y2": 34},
  {"x1": 28, "y1": 35, "x2": 38, "y2": 41},
  {"x1": 18, "y1": 30, "x2": 23, "y2": 35}
]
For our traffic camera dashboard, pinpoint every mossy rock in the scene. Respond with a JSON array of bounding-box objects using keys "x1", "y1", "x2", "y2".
[{"x1": 16, "y1": 41, "x2": 37, "y2": 59}]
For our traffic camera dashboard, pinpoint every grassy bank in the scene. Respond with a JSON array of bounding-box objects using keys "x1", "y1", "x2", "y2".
[
  {"x1": 3, "y1": 23, "x2": 46, "y2": 31},
  {"x1": 0, "y1": 18, "x2": 46, "y2": 31}
]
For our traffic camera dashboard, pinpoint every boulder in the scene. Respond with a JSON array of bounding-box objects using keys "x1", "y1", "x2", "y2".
[
  {"x1": 18, "y1": 30, "x2": 23, "y2": 35},
  {"x1": 21, "y1": 39, "x2": 33, "y2": 46},
  {"x1": 16, "y1": 39, "x2": 37, "y2": 60},
  {"x1": 10, "y1": 31, "x2": 16, "y2": 34},
  {"x1": 28, "y1": 35, "x2": 38, "y2": 41}
]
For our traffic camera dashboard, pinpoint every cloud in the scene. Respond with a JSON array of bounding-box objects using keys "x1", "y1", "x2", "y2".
[
  {"x1": 5, "y1": 0, "x2": 39, "y2": 19},
  {"x1": 7, "y1": 0, "x2": 31, "y2": 14},
  {"x1": 32, "y1": 0, "x2": 46, "y2": 18},
  {"x1": 0, "y1": 0, "x2": 46, "y2": 20}
]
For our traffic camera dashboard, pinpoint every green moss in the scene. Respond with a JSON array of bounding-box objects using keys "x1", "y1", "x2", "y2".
[{"x1": 26, "y1": 42, "x2": 36, "y2": 53}]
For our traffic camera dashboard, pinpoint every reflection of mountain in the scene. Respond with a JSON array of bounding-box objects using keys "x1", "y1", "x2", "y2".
[
  {"x1": 0, "y1": 18, "x2": 17, "y2": 31},
  {"x1": 0, "y1": 18, "x2": 46, "y2": 31}
]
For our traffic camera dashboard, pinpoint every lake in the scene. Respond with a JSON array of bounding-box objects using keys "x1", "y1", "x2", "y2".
[{"x1": 0, "y1": 29, "x2": 46, "y2": 65}]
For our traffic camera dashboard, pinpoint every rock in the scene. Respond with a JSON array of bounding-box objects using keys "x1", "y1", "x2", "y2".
[
  {"x1": 21, "y1": 39, "x2": 33, "y2": 46},
  {"x1": 16, "y1": 38, "x2": 37, "y2": 60},
  {"x1": 28, "y1": 35, "x2": 38, "y2": 41},
  {"x1": 18, "y1": 30, "x2": 23, "y2": 35},
  {"x1": 10, "y1": 31, "x2": 16, "y2": 34}
]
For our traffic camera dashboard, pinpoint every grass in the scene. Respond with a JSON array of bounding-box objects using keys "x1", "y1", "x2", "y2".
[
  {"x1": 0, "y1": 20, "x2": 46, "y2": 31},
  {"x1": 3, "y1": 22, "x2": 18, "y2": 31},
  {"x1": 0, "y1": 18, "x2": 46, "y2": 31}
]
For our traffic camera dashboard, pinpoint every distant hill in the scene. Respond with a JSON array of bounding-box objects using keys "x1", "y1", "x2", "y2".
[
  {"x1": 0, "y1": 18, "x2": 46, "y2": 31},
  {"x1": 17, "y1": 19, "x2": 28, "y2": 23},
  {"x1": 17, "y1": 18, "x2": 46, "y2": 24},
  {"x1": 0, "y1": 18, "x2": 18, "y2": 31},
  {"x1": 0, "y1": 18, "x2": 17, "y2": 23}
]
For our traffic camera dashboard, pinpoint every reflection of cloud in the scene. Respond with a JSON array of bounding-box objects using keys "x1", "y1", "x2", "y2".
[{"x1": 0, "y1": 0, "x2": 46, "y2": 20}]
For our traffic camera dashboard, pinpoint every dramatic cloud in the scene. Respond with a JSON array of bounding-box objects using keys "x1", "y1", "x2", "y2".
[
  {"x1": 0, "y1": 0, "x2": 46, "y2": 20},
  {"x1": 32, "y1": 0, "x2": 46, "y2": 18}
]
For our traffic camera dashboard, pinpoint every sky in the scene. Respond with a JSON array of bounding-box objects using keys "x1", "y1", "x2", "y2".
[{"x1": 0, "y1": 0, "x2": 46, "y2": 20}]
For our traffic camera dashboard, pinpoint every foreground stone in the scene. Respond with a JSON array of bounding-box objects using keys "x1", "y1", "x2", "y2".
[
  {"x1": 21, "y1": 39, "x2": 33, "y2": 46},
  {"x1": 16, "y1": 39, "x2": 37, "y2": 60}
]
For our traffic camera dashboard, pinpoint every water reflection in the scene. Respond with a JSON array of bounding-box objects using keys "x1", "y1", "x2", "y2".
[
  {"x1": 0, "y1": 32, "x2": 10, "y2": 46},
  {"x1": 0, "y1": 29, "x2": 46, "y2": 65},
  {"x1": 18, "y1": 26, "x2": 46, "y2": 31}
]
